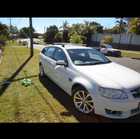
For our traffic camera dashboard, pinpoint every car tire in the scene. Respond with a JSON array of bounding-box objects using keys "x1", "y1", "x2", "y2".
[
  {"x1": 39, "y1": 63, "x2": 45, "y2": 77},
  {"x1": 72, "y1": 86, "x2": 95, "y2": 114}
]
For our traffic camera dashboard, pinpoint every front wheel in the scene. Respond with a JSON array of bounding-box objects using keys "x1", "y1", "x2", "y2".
[{"x1": 72, "y1": 87, "x2": 95, "y2": 114}]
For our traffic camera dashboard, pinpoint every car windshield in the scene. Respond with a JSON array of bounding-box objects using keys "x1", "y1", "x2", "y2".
[{"x1": 67, "y1": 48, "x2": 111, "y2": 66}]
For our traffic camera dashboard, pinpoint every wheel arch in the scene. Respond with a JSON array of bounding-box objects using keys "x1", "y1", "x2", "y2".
[
  {"x1": 71, "y1": 83, "x2": 86, "y2": 95},
  {"x1": 71, "y1": 78, "x2": 95, "y2": 96}
]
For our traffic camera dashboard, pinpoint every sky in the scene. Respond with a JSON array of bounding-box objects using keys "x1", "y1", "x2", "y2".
[{"x1": 0, "y1": 17, "x2": 117, "y2": 33}]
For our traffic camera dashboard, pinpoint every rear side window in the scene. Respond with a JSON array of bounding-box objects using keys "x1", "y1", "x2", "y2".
[
  {"x1": 46, "y1": 47, "x2": 56, "y2": 58},
  {"x1": 41, "y1": 47, "x2": 48, "y2": 56}
]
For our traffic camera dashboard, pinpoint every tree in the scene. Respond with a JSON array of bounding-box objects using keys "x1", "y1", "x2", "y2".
[
  {"x1": 44, "y1": 25, "x2": 58, "y2": 43},
  {"x1": 90, "y1": 21, "x2": 103, "y2": 33},
  {"x1": 115, "y1": 18, "x2": 127, "y2": 45},
  {"x1": 19, "y1": 27, "x2": 35, "y2": 38},
  {"x1": 55, "y1": 32, "x2": 63, "y2": 42},
  {"x1": 128, "y1": 18, "x2": 140, "y2": 34},
  {"x1": 70, "y1": 32, "x2": 83, "y2": 44},
  {"x1": 10, "y1": 25, "x2": 18, "y2": 34},
  {"x1": 68, "y1": 21, "x2": 103, "y2": 44},
  {"x1": 0, "y1": 22, "x2": 9, "y2": 37},
  {"x1": 104, "y1": 26, "x2": 121, "y2": 34},
  {"x1": 62, "y1": 21, "x2": 69, "y2": 42},
  {"x1": 81, "y1": 21, "x2": 97, "y2": 45},
  {"x1": 116, "y1": 18, "x2": 127, "y2": 33},
  {"x1": 0, "y1": 23, "x2": 9, "y2": 46}
]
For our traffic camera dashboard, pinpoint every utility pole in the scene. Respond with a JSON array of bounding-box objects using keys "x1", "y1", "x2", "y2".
[
  {"x1": 29, "y1": 17, "x2": 33, "y2": 56},
  {"x1": 9, "y1": 18, "x2": 12, "y2": 41},
  {"x1": 9, "y1": 18, "x2": 11, "y2": 33},
  {"x1": 44, "y1": 26, "x2": 46, "y2": 33}
]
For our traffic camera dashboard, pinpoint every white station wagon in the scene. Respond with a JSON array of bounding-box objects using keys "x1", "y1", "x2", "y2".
[{"x1": 39, "y1": 44, "x2": 140, "y2": 119}]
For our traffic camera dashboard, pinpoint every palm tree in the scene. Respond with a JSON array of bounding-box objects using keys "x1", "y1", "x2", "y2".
[{"x1": 116, "y1": 18, "x2": 127, "y2": 45}]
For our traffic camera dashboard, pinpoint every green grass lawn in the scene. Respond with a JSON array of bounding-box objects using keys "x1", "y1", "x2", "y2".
[
  {"x1": 121, "y1": 50, "x2": 140, "y2": 59},
  {"x1": 0, "y1": 46, "x2": 79, "y2": 122}
]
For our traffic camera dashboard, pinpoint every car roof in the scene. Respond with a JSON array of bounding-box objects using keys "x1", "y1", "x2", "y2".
[{"x1": 46, "y1": 44, "x2": 93, "y2": 50}]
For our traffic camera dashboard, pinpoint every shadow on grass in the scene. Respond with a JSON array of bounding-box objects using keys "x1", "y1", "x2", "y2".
[
  {"x1": 39, "y1": 75, "x2": 111, "y2": 123},
  {"x1": 0, "y1": 55, "x2": 32, "y2": 96},
  {"x1": 12, "y1": 74, "x2": 38, "y2": 82}
]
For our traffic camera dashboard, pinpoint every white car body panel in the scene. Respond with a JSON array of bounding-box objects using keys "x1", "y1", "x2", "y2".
[
  {"x1": 76, "y1": 62, "x2": 140, "y2": 90},
  {"x1": 39, "y1": 45, "x2": 140, "y2": 119}
]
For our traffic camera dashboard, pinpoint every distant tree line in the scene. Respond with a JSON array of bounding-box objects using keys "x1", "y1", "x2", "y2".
[
  {"x1": 1, "y1": 18, "x2": 140, "y2": 47},
  {"x1": 43, "y1": 21, "x2": 103, "y2": 44},
  {"x1": 43, "y1": 18, "x2": 140, "y2": 44}
]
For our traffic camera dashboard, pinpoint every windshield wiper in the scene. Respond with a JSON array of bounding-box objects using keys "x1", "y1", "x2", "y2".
[
  {"x1": 75, "y1": 61, "x2": 111, "y2": 66},
  {"x1": 93, "y1": 61, "x2": 111, "y2": 65}
]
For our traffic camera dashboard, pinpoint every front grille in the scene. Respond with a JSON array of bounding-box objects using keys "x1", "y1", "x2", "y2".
[
  {"x1": 105, "y1": 109, "x2": 122, "y2": 116},
  {"x1": 132, "y1": 87, "x2": 140, "y2": 98}
]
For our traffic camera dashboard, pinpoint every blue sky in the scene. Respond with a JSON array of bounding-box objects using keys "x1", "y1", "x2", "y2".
[{"x1": 0, "y1": 17, "x2": 117, "y2": 33}]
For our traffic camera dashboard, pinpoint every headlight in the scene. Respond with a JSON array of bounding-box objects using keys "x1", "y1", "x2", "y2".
[{"x1": 99, "y1": 87, "x2": 128, "y2": 100}]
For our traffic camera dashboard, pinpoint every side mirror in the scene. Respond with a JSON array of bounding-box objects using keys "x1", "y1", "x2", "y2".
[{"x1": 56, "y1": 60, "x2": 68, "y2": 67}]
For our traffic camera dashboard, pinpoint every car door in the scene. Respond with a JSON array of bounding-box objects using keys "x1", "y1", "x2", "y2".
[
  {"x1": 53, "y1": 48, "x2": 72, "y2": 92},
  {"x1": 40, "y1": 47, "x2": 49, "y2": 74},
  {"x1": 44, "y1": 47, "x2": 56, "y2": 80}
]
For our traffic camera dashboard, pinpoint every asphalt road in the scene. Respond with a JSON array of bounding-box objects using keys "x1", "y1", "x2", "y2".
[{"x1": 108, "y1": 56, "x2": 140, "y2": 73}]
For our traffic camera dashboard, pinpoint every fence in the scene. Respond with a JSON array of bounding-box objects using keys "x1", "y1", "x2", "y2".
[{"x1": 91, "y1": 33, "x2": 140, "y2": 45}]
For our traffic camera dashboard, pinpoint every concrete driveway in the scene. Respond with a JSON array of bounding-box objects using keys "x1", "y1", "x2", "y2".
[{"x1": 108, "y1": 56, "x2": 140, "y2": 73}]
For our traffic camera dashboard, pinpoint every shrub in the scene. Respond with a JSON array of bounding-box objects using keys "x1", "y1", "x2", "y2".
[
  {"x1": 69, "y1": 33, "x2": 83, "y2": 44},
  {"x1": 55, "y1": 32, "x2": 63, "y2": 42},
  {"x1": 101, "y1": 35, "x2": 113, "y2": 45}
]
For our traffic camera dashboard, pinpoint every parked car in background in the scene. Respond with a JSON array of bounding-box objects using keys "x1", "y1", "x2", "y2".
[
  {"x1": 100, "y1": 43, "x2": 121, "y2": 57},
  {"x1": 39, "y1": 44, "x2": 140, "y2": 119}
]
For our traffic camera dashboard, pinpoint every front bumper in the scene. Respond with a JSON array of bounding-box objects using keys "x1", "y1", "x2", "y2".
[{"x1": 94, "y1": 97, "x2": 140, "y2": 119}]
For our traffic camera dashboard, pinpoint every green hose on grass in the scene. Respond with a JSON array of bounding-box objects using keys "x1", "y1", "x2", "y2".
[{"x1": 20, "y1": 78, "x2": 32, "y2": 87}]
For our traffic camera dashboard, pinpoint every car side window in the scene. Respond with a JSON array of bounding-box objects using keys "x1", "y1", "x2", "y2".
[
  {"x1": 54, "y1": 48, "x2": 67, "y2": 62},
  {"x1": 41, "y1": 47, "x2": 48, "y2": 56},
  {"x1": 45, "y1": 47, "x2": 56, "y2": 58}
]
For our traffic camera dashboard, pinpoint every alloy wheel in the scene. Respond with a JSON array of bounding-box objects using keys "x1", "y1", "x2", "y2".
[{"x1": 73, "y1": 90, "x2": 94, "y2": 114}]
